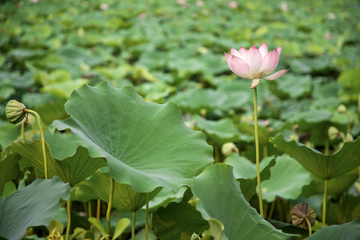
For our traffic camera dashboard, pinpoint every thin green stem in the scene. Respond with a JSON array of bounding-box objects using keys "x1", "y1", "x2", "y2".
[
  {"x1": 254, "y1": 87, "x2": 263, "y2": 217},
  {"x1": 338, "y1": 195, "x2": 342, "y2": 224},
  {"x1": 26, "y1": 109, "x2": 47, "y2": 179},
  {"x1": 132, "y1": 211, "x2": 136, "y2": 240},
  {"x1": 346, "y1": 112, "x2": 351, "y2": 134},
  {"x1": 145, "y1": 192, "x2": 149, "y2": 240},
  {"x1": 322, "y1": 179, "x2": 328, "y2": 226},
  {"x1": 304, "y1": 217, "x2": 312, "y2": 236},
  {"x1": 21, "y1": 120, "x2": 25, "y2": 140},
  {"x1": 268, "y1": 197, "x2": 276, "y2": 219},
  {"x1": 263, "y1": 145, "x2": 267, "y2": 158},
  {"x1": 65, "y1": 191, "x2": 72, "y2": 240},
  {"x1": 97, "y1": 199, "x2": 101, "y2": 220},
  {"x1": 324, "y1": 139, "x2": 329, "y2": 155},
  {"x1": 106, "y1": 178, "x2": 115, "y2": 235},
  {"x1": 88, "y1": 201, "x2": 92, "y2": 218}
]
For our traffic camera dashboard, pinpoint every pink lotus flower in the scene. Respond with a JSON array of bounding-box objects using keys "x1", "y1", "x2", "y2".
[{"x1": 224, "y1": 43, "x2": 289, "y2": 89}]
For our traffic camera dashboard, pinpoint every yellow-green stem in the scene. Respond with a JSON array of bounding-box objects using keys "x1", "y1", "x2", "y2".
[
  {"x1": 304, "y1": 217, "x2": 312, "y2": 236},
  {"x1": 132, "y1": 211, "x2": 136, "y2": 240},
  {"x1": 324, "y1": 139, "x2": 329, "y2": 155},
  {"x1": 338, "y1": 195, "x2": 342, "y2": 224},
  {"x1": 88, "y1": 201, "x2": 92, "y2": 218},
  {"x1": 106, "y1": 178, "x2": 115, "y2": 235},
  {"x1": 65, "y1": 192, "x2": 72, "y2": 240},
  {"x1": 263, "y1": 145, "x2": 267, "y2": 158},
  {"x1": 268, "y1": 197, "x2": 276, "y2": 219},
  {"x1": 21, "y1": 120, "x2": 25, "y2": 140},
  {"x1": 97, "y1": 199, "x2": 101, "y2": 220},
  {"x1": 145, "y1": 192, "x2": 149, "y2": 240},
  {"x1": 346, "y1": 112, "x2": 350, "y2": 134},
  {"x1": 26, "y1": 109, "x2": 47, "y2": 179},
  {"x1": 322, "y1": 179, "x2": 328, "y2": 226},
  {"x1": 254, "y1": 87, "x2": 263, "y2": 217}
]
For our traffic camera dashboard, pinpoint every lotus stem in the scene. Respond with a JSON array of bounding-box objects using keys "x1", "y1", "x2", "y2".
[
  {"x1": 254, "y1": 87, "x2": 263, "y2": 217},
  {"x1": 65, "y1": 191, "x2": 72, "y2": 240},
  {"x1": 132, "y1": 211, "x2": 136, "y2": 240},
  {"x1": 324, "y1": 139, "x2": 329, "y2": 155},
  {"x1": 88, "y1": 201, "x2": 92, "y2": 218},
  {"x1": 106, "y1": 178, "x2": 115, "y2": 235},
  {"x1": 21, "y1": 120, "x2": 25, "y2": 140},
  {"x1": 338, "y1": 195, "x2": 342, "y2": 223},
  {"x1": 322, "y1": 179, "x2": 328, "y2": 226},
  {"x1": 145, "y1": 192, "x2": 149, "y2": 240},
  {"x1": 268, "y1": 197, "x2": 276, "y2": 219},
  {"x1": 304, "y1": 216, "x2": 312, "y2": 236},
  {"x1": 263, "y1": 145, "x2": 267, "y2": 158},
  {"x1": 97, "y1": 199, "x2": 101, "y2": 220},
  {"x1": 346, "y1": 112, "x2": 350, "y2": 134},
  {"x1": 26, "y1": 109, "x2": 47, "y2": 179}
]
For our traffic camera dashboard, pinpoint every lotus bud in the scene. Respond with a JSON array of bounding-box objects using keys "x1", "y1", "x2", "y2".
[
  {"x1": 289, "y1": 133, "x2": 299, "y2": 142},
  {"x1": 222, "y1": 142, "x2": 239, "y2": 156},
  {"x1": 6, "y1": 100, "x2": 27, "y2": 124},
  {"x1": 337, "y1": 104, "x2": 347, "y2": 114},
  {"x1": 328, "y1": 126, "x2": 339, "y2": 140},
  {"x1": 345, "y1": 133, "x2": 354, "y2": 142}
]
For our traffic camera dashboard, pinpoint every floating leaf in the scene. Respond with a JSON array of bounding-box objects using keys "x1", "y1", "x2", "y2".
[
  {"x1": 0, "y1": 177, "x2": 69, "y2": 240},
  {"x1": 270, "y1": 135, "x2": 360, "y2": 179},
  {"x1": 191, "y1": 164, "x2": 300, "y2": 240},
  {"x1": 51, "y1": 82, "x2": 213, "y2": 192},
  {"x1": 75, "y1": 170, "x2": 161, "y2": 212}
]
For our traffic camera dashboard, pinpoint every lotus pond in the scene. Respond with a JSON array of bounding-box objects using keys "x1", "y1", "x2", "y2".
[{"x1": 1, "y1": 0, "x2": 360, "y2": 239}]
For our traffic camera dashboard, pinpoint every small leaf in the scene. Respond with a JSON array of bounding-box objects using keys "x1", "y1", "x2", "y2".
[
  {"x1": 88, "y1": 217, "x2": 106, "y2": 237},
  {"x1": 112, "y1": 218, "x2": 131, "y2": 239}
]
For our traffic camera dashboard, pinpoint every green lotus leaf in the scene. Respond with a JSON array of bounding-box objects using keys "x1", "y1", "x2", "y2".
[
  {"x1": 6, "y1": 140, "x2": 107, "y2": 187},
  {"x1": 152, "y1": 199, "x2": 209, "y2": 240},
  {"x1": 147, "y1": 187, "x2": 187, "y2": 212},
  {"x1": 307, "y1": 219, "x2": 360, "y2": 240},
  {"x1": 270, "y1": 135, "x2": 360, "y2": 179},
  {"x1": 41, "y1": 79, "x2": 88, "y2": 99},
  {"x1": 167, "y1": 88, "x2": 227, "y2": 114},
  {"x1": 0, "y1": 177, "x2": 69, "y2": 240},
  {"x1": 302, "y1": 168, "x2": 358, "y2": 198},
  {"x1": 224, "y1": 155, "x2": 275, "y2": 201},
  {"x1": 50, "y1": 82, "x2": 213, "y2": 192},
  {"x1": 326, "y1": 195, "x2": 360, "y2": 225},
  {"x1": 74, "y1": 170, "x2": 161, "y2": 212},
  {"x1": 0, "y1": 151, "x2": 20, "y2": 196},
  {"x1": 193, "y1": 115, "x2": 253, "y2": 144},
  {"x1": 260, "y1": 154, "x2": 312, "y2": 202},
  {"x1": 191, "y1": 164, "x2": 300, "y2": 240}
]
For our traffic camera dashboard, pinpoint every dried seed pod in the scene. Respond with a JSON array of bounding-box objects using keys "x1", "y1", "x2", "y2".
[
  {"x1": 5, "y1": 100, "x2": 27, "y2": 124},
  {"x1": 291, "y1": 203, "x2": 316, "y2": 229}
]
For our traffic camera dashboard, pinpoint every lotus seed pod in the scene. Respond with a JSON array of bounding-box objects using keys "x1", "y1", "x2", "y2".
[
  {"x1": 328, "y1": 126, "x2": 339, "y2": 140},
  {"x1": 337, "y1": 104, "x2": 347, "y2": 114},
  {"x1": 221, "y1": 142, "x2": 239, "y2": 156},
  {"x1": 6, "y1": 100, "x2": 26, "y2": 124}
]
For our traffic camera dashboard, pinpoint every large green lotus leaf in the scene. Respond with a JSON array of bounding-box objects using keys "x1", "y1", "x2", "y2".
[
  {"x1": 302, "y1": 168, "x2": 358, "y2": 198},
  {"x1": 6, "y1": 140, "x2": 106, "y2": 187},
  {"x1": 270, "y1": 135, "x2": 360, "y2": 179},
  {"x1": 40, "y1": 131, "x2": 79, "y2": 160},
  {"x1": 147, "y1": 187, "x2": 187, "y2": 212},
  {"x1": 167, "y1": 88, "x2": 227, "y2": 114},
  {"x1": 191, "y1": 164, "x2": 300, "y2": 240},
  {"x1": 0, "y1": 177, "x2": 69, "y2": 240},
  {"x1": 260, "y1": 154, "x2": 312, "y2": 202},
  {"x1": 307, "y1": 219, "x2": 360, "y2": 240},
  {"x1": 0, "y1": 152, "x2": 20, "y2": 196},
  {"x1": 270, "y1": 74, "x2": 312, "y2": 99},
  {"x1": 152, "y1": 199, "x2": 209, "y2": 240},
  {"x1": 192, "y1": 115, "x2": 253, "y2": 144},
  {"x1": 50, "y1": 82, "x2": 213, "y2": 192},
  {"x1": 74, "y1": 170, "x2": 161, "y2": 212},
  {"x1": 35, "y1": 100, "x2": 69, "y2": 125}
]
